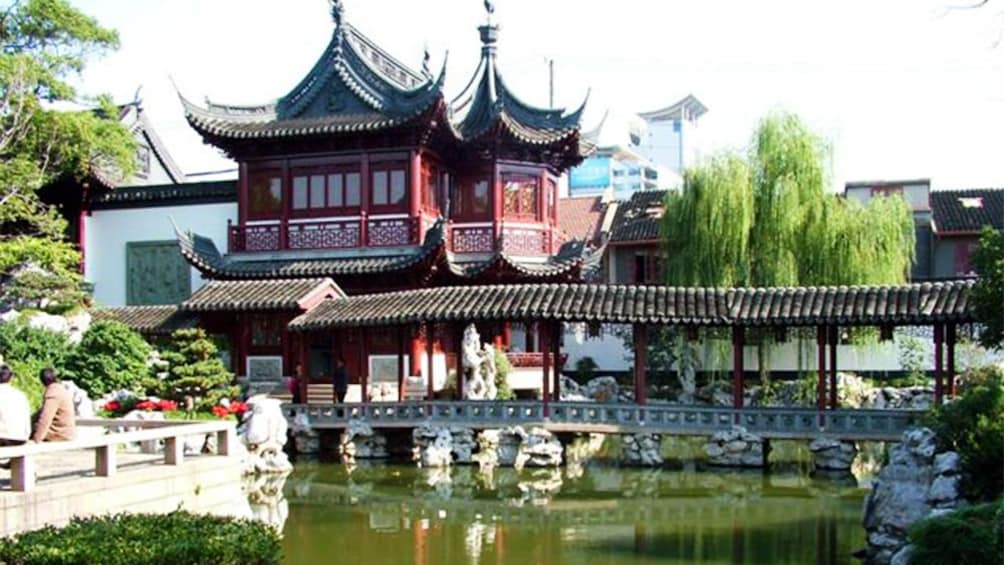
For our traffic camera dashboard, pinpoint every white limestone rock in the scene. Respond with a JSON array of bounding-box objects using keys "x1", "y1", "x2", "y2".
[
  {"x1": 61, "y1": 380, "x2": 94, "y2": 418},
  {"x1": 412, "y1": 424, "x2": 454, "y2": 468},
  {"x1": 584, "y1": 377, "x2": 620, "y2": 403},
  {"x1": 339, "y1": 419, "x2": 388, "y2": 463},
  {"x1": 559, "y1": 376, "x2": 588, "y2": 402},
  {"x1": 449, "y1": 426, "x2": 477, "y2": 464},
  {"x1": 289, "y1": 410, "x2": 320, "y2": 454},
  {"x1": 862, "y1": 427, "x2": 965, "y2": 564},
  {"x1": 621, "y1": 433, "x2": 664, "y2": 467},
  {"x1": 808, "y1": 437, "x2": 858, "y2": 471},
  {"x1": 703, "y1": 426, "x2": 768, "y2": 467},
  {"x1": 514, "y1": 427, "x2": 562, "y2": 469},
  {"x1": 238, "y1": 395, "x2": 292, "y2": 474}
]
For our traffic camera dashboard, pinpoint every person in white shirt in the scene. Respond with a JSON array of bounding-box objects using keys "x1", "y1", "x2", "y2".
[{"x1": 0, "y1": 365, "x2": 31, "y2": 446}]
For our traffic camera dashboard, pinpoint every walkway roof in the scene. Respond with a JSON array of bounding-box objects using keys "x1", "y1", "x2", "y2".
[{"x1": 288, "y1": 279, "x2": 975, "y2": 331}]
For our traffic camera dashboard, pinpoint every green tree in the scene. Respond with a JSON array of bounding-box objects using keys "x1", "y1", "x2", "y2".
[
  {"x1": 971, "y1": 227, "x2": 1003, "y2": 350},
  {"x1": 63, "y1": 320, "x2": 151, "y2": 396},
  {"x1": 159, "y1": 329, "x2": 237, "y2": 411},
  {"x1": 659, "y1": 112, "x2": 916, "y2": 387},
  {"x1": 0, "y1": 321, "x2": 71, "y2": 409},
  {"x1": 0, "y1": 0, "x2": 136, "y2": 312},
  {"x1": 662, "y1": 112, "x2": 915, "y2": 289}
]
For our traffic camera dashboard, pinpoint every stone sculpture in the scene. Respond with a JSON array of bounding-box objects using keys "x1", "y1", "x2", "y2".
[
  {"x1": 461, "y1": 324, "x2": 498, "y2": 400},
  {"x1": 238, "y1": 394, "x2": 292, "y2": 474}
]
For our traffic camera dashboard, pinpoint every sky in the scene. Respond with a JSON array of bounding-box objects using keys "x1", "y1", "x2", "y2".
[{"x1": 70, "y1": 0, "x2": 1004, "y2": 191}]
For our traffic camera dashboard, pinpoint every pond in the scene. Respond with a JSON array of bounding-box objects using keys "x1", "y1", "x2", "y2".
[{"x1": 279, "y1": 453, "x2": 870, "y2": 565}]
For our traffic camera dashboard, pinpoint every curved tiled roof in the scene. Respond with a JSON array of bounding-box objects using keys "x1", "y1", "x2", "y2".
[
  {"x1": 180, "y1": 19, "x2": 446, "y2": 143},
  {"x1": 289, "y1": 279, "x2": 975, "y2": 331},
  {"x1": 931, "y1": 189, "x2": 1004, "y2": 233},
  {"x1": 175, "y1": 220, "x2": 448, "y2": 281},
  {"x1": 450, "y1": 24, "x2": 585, "y2": 148},
  {"x1": 182, "y1": 278, "x2": 344, "y2": 312},
  {"x1": 93, "y1": 306, "x2": 198, "y2": 335}
]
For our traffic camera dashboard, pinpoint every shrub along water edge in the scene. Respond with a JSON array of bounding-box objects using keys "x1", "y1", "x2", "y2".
[{"x1": 0, "y1": 511, "x2": 282, "y2": 565}]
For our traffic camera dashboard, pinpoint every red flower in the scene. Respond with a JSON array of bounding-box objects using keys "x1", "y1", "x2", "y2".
[
  {"x1": 211, "y1": 405, "x2": 230, "y2": 419},
  {"x1": 135, "y1": 400, "x2": 156, "y2": 411},
  {"x1": 103, "y1": 400, "x2": 121, "y2": 412},
  {"x1": 157, "y1": 399, "x2": 178, "y2": 412},
  {"x1": 228, "y1": 401, "x2": 248, "y2": 416}
]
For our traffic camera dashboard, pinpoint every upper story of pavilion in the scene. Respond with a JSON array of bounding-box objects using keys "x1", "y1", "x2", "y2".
[{"x1": 177, "y1": 1, "x2": 592, "y2": 291}]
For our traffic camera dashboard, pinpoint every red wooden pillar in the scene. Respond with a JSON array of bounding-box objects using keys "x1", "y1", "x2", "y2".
[
  {"x1": 411, "y1": 333, "x2": 423, "y2": 376},
  {"x1": 817, "y1": 326, "x2": 827, "y2": 424},
  {"x1": 732, "y1": 326, "x2": 744, "y2": 424},
  {"x1": 551, "y1": 321, "x2": 562, "y2": 401},
  {"x1": 828, "y1": 326, "x2": 839, "y2": 409},
  {"x1": 540, "y1": 323, "x2": 551, "y2": 418},
  {"x1": 946, "y1": 324, "x2": 957, "y2": 398},
  {"x1": 397, "y1": 326, "x2": 406, "y2": 403},
  {"x1": 426, "y1": 323, "x2": 436, "y2": 405},
  {"x1": 933, "y1": 324, "x2": 944, "y2": 405},
  {"x1": 633, "y1": 323, "x2": 648, "y2": 406},
  {"x1": 359, "y1": 328, "x2": 369, "y2": 406}
]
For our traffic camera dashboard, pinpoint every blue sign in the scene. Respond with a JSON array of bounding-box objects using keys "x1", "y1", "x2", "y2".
[{"x1": 569, "y1": 156, "x2": 611, "y2": 189}]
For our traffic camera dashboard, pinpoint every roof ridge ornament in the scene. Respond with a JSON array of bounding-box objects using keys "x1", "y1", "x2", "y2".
[{"x1": 330, "y1": 0, "x2": 345, "y2": 26}]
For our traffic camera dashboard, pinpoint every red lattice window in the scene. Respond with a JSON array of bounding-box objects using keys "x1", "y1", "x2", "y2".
[
  {"x1": 503, "y1": 173, "x2": 538, "y2": 220},
  {"x1": 250, "y1": 315, "x2": 282, "y2": 348},
  {"x1": 371, "y1": 163, "x2": 407, "y2": 212}
]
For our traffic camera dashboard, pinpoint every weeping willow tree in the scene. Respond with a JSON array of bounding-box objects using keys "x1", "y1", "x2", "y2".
[{"x1": 659, "y1": 111, "x2": 916, "y2": 390}]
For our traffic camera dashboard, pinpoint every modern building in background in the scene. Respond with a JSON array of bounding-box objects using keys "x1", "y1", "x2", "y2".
[
  {"x1": 568, "y1": 95, "x2": 707, "y2": 199},
  {"x1": 637, "y1": 94, "x2": 708, "y2": 175}
]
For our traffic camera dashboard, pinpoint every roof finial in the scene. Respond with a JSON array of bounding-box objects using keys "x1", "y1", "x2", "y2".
[
  {"x1": 484, "y1": 0, "x2": 495, "y2": 18},
  {"x1": 422, "y1": 43, "x2": 431, "y2": 77},
  {"x1": 330, "y1": 0, "x2": 344, "y2": 26}
]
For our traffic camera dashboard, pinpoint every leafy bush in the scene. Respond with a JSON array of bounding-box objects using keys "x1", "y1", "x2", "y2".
[
  {"x1": 0, "y1": 511, "x2": 282, "y2": 565},
  {"x1": 494, "y1": 347, "x2": 514, "y2": 400},
  {"x1": 908, "y1": 501, "x2": 1003, "y2": 565},
  {"x1": 158, "y1": 329, "x2": 238, "y2": 411},
  {"x1": 924, "y1": 366, "x2": 1004, "y2": 501},
  {"x1": 575, "y1": 356, "x2": 598, "y2": 379},
  {"x1": 0, "y1": 323, "x2": 72, "y2": 410},
  {"x1": 63, "y1": 320, "x2": 151, "y2": 397}
]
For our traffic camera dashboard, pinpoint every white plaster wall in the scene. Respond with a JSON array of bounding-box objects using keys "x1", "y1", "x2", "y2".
[
  {"x1": 84, "y1": 202, "x2": 237, "y2": 307},
  {"x1": 560, "y1": 325, "x2": 999, "y2": 375}
]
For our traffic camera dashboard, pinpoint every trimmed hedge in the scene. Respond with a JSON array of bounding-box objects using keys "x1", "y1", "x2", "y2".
[{"x1": 0, "y1": 512, "x2": 282, "y2": 565}]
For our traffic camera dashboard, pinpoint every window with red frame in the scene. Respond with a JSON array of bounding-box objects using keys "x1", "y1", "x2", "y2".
[
  {"x1": 451, "y1": 177, "x2": 491, "y2": 219},
  {"x1": 290, "y1": 168, "x2": 361, "y2": 215},
  {"x1": 502, "y1": 173, "x2": 538, "y2": 219},
  {"x1": 371, "y1": 164, "x2": 407, "y2": 210},
  {"x1": 247, "y1": 172, "x2": 283, "y2": 218}
]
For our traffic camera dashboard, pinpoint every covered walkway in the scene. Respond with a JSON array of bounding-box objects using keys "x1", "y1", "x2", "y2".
[{"x1": 288, "y1": 279, "x2": 975, "y2": 417}]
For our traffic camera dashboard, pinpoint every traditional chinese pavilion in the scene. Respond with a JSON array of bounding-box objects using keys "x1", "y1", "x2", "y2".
[{"x1": 173, "y1": 1, "x2": 596, "y2": 393}]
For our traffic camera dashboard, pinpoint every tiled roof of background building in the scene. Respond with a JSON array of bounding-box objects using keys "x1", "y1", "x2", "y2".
[
  {"x1": 609, "y1": 190, "x2": 668, "y2": 243},
  {"x1": 558, "y1": 196, "x2": 605, "y2": 244},
  {"x1": 931, "y1": 189, "x2": 1004, "y2": 233},
  {"x1": 88, "y1": 180, "x2": 236, "y2": 209}
]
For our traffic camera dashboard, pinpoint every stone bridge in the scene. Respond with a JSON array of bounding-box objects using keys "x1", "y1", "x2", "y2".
[{"x1": 286, "y1": 401, "x2": 920, "y2": 442}]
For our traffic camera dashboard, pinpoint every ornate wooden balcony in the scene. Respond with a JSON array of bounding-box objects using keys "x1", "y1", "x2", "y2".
[
  {"x1": 505, "y1": 352, "x2": 568, "y2": 368},
  {"x1": 229, "y1": 215, "x2": 418, "y2": 253},
  {"x1": 449, "y1": 222, "x2": 564, "y2": 255}
]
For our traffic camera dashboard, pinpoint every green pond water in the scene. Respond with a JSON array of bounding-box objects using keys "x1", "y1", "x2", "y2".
[{"x1": 279, "y1": 448, "x2": 872, "y2": 565}]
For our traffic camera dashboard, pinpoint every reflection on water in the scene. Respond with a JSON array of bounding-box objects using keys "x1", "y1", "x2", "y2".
[{"x1": 280, "y1": 460, "x2": 868, "y2": 565}]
